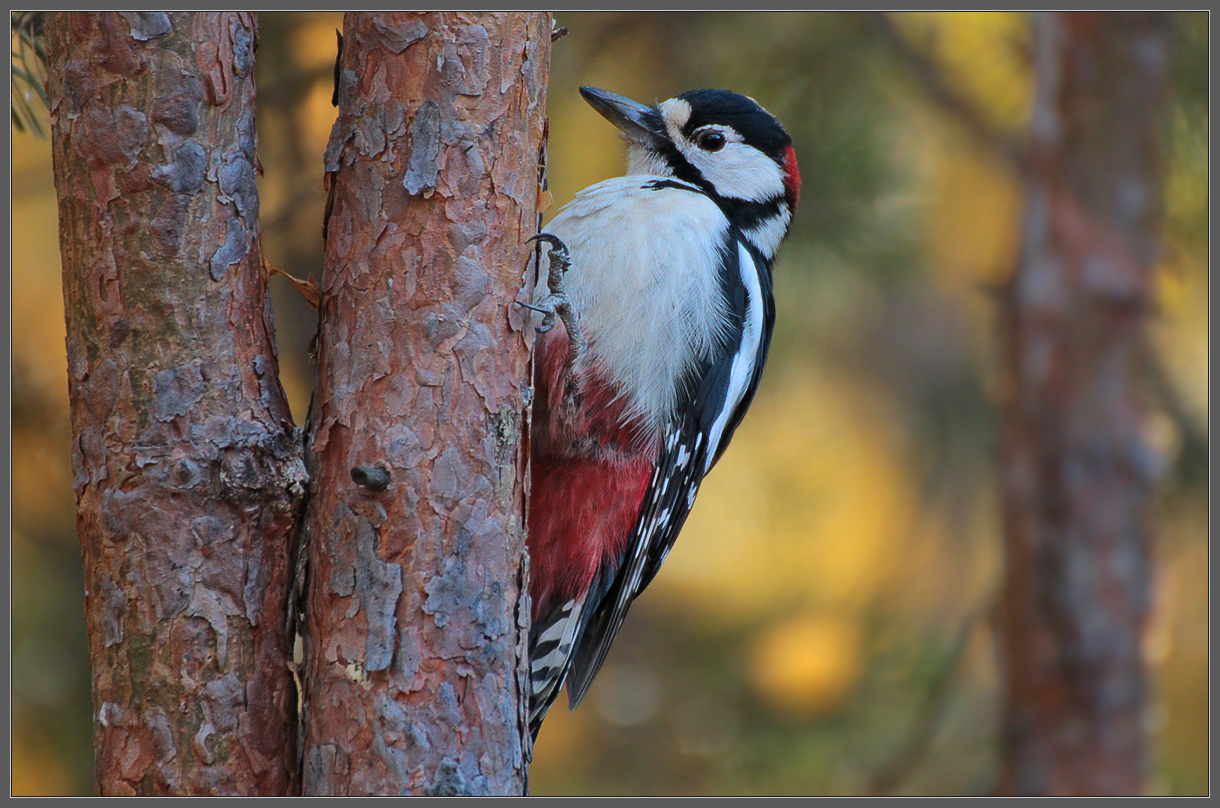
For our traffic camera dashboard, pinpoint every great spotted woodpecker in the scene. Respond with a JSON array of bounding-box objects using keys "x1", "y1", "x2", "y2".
[{"x1": 525, "y1": 87, "x2": 800, "y2": 740}]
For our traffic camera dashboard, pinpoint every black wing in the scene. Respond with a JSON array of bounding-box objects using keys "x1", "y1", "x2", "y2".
[{"x1": 564, "y1": 415, "x2": 710, "y2": 709}]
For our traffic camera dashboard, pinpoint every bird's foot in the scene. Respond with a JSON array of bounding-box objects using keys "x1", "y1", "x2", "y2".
[{"x1": 523, "y1": 234, "x2": 588, "y2": 373}]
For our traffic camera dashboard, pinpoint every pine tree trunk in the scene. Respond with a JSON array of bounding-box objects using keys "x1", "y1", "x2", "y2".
[
  {"x1": 300, "y1": 12, "x2": 550, "y2": 795},
  {"x1": 997, "y1": 11, "x2": 1172, "y2": 796},
  {"x1": 47, "y1": 12, "x2": 304, "y2": 795}
]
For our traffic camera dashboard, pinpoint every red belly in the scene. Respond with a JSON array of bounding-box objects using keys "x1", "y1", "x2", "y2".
[
  {"x1": 527, "y1": 453, "x2": 653, "y2": 622},
  {"x1": 527, "y1": 326, "x2": 656, "y2": 621}
]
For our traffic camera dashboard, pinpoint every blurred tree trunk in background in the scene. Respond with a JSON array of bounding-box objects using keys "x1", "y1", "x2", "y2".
[
  {"x1": 998, "y1": 12, "x2": 1171, "y2": 796},
  {"x1": 47, "y1": 13, "x2": 305, "y2": 795},
  {"x1": 299, "y1": 12, "x2": 549, "y2": 795}
]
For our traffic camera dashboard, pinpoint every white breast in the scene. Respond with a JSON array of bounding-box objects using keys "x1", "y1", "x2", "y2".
[{"x1": 540, "y1": 176, "x2": 732, "y2": 435}]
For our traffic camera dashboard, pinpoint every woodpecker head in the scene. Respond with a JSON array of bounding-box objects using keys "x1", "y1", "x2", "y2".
[{"x1": 580, "y1": 86, "x2": 800, "y2": 257}]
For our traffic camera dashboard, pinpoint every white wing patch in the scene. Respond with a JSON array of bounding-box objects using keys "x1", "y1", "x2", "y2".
[{"x1": 705, "y1": 241, "x2": 765, "y2": 472}]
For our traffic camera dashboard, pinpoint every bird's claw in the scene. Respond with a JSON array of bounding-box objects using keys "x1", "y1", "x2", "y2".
[
  {"x1": 521, "y1": 233, "x2": 588, "y2": 385},
  {"x1": 525, "y1": 234, "x2": 580, "y2": 341},
  {"x1": 527, "y1": 233, "x2": 572, "y2": 278},
  {"x1": 532, "y1": 293, "x2": 567, "y2": 334},
  {"x1": 513, "y1": 297, "x2": 562, "y2": 333}
]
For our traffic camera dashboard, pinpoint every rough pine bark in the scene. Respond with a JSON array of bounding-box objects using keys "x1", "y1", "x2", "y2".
[
  {"x1": 300, "y1": 12, "x2": 550, "y2": 796},
  {"x1": 47, "y1": 12, "x2": 305, "y2": 795},
  {"x1": 997, "y1": 12, "x2": 1172, "y2": 796}
]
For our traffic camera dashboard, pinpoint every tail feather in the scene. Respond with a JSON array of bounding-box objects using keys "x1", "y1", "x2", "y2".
[
  {"x1": 527, "y1": 559, "x2": 624, "y2": 739},
  {"x1": 527, "y1": 592, "x2": 587, "y2": 739}
]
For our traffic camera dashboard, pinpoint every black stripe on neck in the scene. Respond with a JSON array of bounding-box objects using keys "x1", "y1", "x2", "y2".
[
  {"x1": 719, "y1": 196, "x2": 788, "y2": 231},
  {"x1": 652, "y1": 144, "x2": 787, "y2": 231},
  {"x1": 643, "y1": 179, "x2": 701, "y2": 193}
]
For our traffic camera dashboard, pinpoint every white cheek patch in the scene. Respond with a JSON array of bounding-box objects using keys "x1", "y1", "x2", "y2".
[
  {"x1": 670, "y1": 124, "x2": 786, "y2": 204},
  {"x1": 690, "y1": 142, "x2": 787, "y2": 203}
]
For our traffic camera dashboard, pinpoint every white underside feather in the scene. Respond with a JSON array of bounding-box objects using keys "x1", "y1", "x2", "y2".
[{"x1": 539, "y1": 177, "x2": 733, "y2": 439}]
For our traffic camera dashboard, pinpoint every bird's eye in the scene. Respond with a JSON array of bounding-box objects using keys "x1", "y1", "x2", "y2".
[{"x1": 695, "y1": 130, "x2": 726, "y2": 152}]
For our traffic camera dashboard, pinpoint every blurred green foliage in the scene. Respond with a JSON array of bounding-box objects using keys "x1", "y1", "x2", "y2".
[{"x1": 10, "y1": 11, "x2": 1208, "y2": 796}]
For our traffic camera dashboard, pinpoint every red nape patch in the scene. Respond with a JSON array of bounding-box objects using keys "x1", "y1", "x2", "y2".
[
  {"x1": 781, "y1": 144, "x2": 801, "y2": 206},
  {"x1": 527, "y1": 455, "x2": 653, "y2": 622}
]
